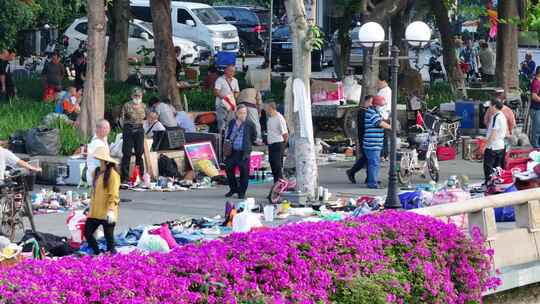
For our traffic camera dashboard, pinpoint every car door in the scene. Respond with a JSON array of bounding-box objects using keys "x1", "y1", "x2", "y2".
[
  {"x1": 174, "y1": 8, "x2": 198, "y2": 42},
  {"x1": 128, "y1": 23, "x2": 153, "y2": 58}
]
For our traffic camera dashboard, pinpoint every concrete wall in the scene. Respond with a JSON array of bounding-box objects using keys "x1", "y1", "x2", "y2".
[{"x1": 484, "y1": 283, "x2": 540, "y2": 304}]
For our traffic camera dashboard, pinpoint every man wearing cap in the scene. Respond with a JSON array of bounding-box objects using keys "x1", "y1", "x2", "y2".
[
  {"x1": 120, "y1": 87, "x2": 147, "y2": 183},
  {"x1": 484, "y1": 99, "x2": 507, "y2": 183},
  {"x1": 346, "y1": 95, "x2": 372, "y2": 184},
  {"x1": 483, "y1": 89, "x2": 515, "y2": 136},
  {"x1": 362, "y1": 95, "x2": 391, "y2": 189}
]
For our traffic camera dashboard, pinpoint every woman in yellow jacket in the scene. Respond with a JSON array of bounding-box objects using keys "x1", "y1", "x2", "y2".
[{"x1": 84, "y1": 147, "x2": 121, "y2": 255}]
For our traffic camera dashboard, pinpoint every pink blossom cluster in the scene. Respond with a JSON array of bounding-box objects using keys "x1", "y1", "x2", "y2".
[{"x1": 0, "y1": 211, "x2": 500, "y2": 303}]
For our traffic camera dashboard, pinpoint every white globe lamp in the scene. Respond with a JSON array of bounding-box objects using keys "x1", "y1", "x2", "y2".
[
  {"x1": 358, "y1": 22, "x2": 385, "y2": 48},
  {"x1": 405, "y1": 21, "x2": 431, "y2": 47}
]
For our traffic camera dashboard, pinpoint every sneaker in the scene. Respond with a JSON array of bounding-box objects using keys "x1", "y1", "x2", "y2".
[
  {"x1": 225, "y1": 191, "x2": 236, "y2": 198},
  {"x1": 367, "y1": 184, "x2": 380, "y2": 189},
  {"x1": 346, "y1": 169, "x2": 357, "y2": 184}
]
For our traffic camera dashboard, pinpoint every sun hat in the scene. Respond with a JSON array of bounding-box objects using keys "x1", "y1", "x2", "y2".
[
  {"x1": 93, "y1": 147, "x2": 119, "y2": 165},
  {"x1": 372, "y1": 95, "x2": 386, "y2": 107}
]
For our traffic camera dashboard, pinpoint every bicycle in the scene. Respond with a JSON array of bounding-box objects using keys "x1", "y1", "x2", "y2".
[
  {"x1": 398, "y1": 122, "x2": 440, "y2": 185},
  {"x1": 268, "y1": 168, "x2": 296, "y2": 204},
  {"x1": 0, "y1": 168, "x2": 36, "y2": 241}
]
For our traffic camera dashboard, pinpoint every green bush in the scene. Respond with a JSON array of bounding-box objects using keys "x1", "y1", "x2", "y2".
[{"x1": 331, "y1": 275, "x2": 389, "y2": 304}]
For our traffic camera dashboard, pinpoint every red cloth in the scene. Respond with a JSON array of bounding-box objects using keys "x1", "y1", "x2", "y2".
[{"x1": 416, "y1": 111, "x2": 424, "y2": 128}]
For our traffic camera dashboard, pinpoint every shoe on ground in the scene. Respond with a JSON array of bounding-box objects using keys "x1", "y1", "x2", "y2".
[
  {"x1": 225, "y1": 191, "x2": 236, "y2": 198},
  {"x1": 346, "y1": 169, "x2": 357, "y2": 184},
  {"x1": 367, "y1": 184, "x2": 380, "y2": 189}
]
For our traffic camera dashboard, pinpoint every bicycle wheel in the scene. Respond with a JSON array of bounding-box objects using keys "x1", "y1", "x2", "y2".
[
  {"x1": 397, "y1": 157, "x2": 411, "y2": 186},
  {"x1": 428, "y1": 153, "x2": 440, "y2": 182},
  {"x1": 22, "y1": 192, "x2": 36, "y2": 232},
  {"x1": 0, "y1": 197, "x2": 20, "y2": 241}
]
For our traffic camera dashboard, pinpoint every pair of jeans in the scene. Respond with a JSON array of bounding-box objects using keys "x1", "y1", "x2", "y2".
[
  {"x1": 364, "y1": 149, "x2": 381, "y2": 188},
  {"x1": 225, "y1": 150, "x2": 249, "y2": 195},
  {"x1": 531, "y1": 108, "x2": 540, "y2": 148},
  {"x1": 349, "y1": 152, "x2": 370, "y2": 184},
  {"x1": 268, "y1": 142, "x2": 285, "y2": 183},
  {"x1": 121, "y1": 125, "x2": 145, "y2": 181},
  {"x1": 483, "y1": 148, "x2": 506, "y2": 182},
  {"x1": 84, "y1": 218, "x2": 116, "y2": 254}
]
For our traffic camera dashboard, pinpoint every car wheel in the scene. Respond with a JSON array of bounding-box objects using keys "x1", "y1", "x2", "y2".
[
  {"x1": 312, "y1": 52, "x2": 324, "y2": 72},
  {"x1": 239, "y1": 38, "x2": 249, "y2": 57}
]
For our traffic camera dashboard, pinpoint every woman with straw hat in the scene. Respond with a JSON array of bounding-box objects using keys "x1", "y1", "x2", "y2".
[{"x1": 84, "y1": 147, "x2": 120, "y2": 255}]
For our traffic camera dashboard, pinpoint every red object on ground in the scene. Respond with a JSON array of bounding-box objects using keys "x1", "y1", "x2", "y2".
[
  {"x1": 505, "y1": 148, "x2": 540, "y2": 172},
  {"x1": 42, "y1": 86, "x2": 56, "y2": 102},
  {"x1": 436, "y1": 146, "x2": 457, "y2": 161},
  {"x1": 130, "y1": 165, "x2": 141, "y2": 184}
]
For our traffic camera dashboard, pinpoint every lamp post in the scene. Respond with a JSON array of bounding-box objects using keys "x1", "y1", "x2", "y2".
[{"x1": 358, "y1": 21, "x2": 431, "y2": 209}]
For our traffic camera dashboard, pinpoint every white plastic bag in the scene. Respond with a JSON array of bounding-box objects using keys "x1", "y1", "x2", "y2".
[
  {"x1": 137, "y1": 227, "x2": 170, "y2": 253},
  {"x1": 232, "y1": 211, "x2": 262, "y2": 233},
  {"x1": 66, "y1": 210, "x2": 87, "y2": 245},
  {"x1": 109, "y1": 134, "x2": 123, "y2": 158}
]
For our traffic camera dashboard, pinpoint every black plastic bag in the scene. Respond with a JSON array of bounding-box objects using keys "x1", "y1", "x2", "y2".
[
  {"x1": 25, "y1": 128, "x2": 60, "y2": 156},
  {"x1": 20, "y1": 231, "x2": 75, "y2": 257},
  {"x1": 158, "y1": 154, "x2": 180, "y2": 178}
]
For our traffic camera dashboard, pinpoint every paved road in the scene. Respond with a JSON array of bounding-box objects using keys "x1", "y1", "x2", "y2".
[{"x1": 33, "y1": 158, "x2": 484, "y2": 237}]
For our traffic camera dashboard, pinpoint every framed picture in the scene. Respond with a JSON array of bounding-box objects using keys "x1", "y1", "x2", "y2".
[{"x1": 184, "y1": 141, "x2": 219, "y2": 175}]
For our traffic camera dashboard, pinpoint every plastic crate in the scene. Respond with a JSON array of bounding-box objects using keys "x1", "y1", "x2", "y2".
[{"x1": 504, "y1": 148, "x2": 540, "y2": 171}]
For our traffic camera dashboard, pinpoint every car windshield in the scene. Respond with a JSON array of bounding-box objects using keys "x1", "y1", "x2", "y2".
[
  {"x1": 272, "y1": 26, "x2": 289, "y2": 39},
  {"x1": 255, "y1": 11, "x2": 271, "y2": 24},
  {"x1": 193, "y1": 8, "x2": 227, "y2": 25}
]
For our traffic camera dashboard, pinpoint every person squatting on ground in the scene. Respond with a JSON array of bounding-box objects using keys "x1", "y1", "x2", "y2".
[
  {"x1": 120, "y1": 87, "x2": 147, "y2": 183},
  {"x1": 85, "y1": 147, "x2": 121, "y2": 255},
  {"x1": 224, "y1": 105, "x2": 257, "y2": 199}
]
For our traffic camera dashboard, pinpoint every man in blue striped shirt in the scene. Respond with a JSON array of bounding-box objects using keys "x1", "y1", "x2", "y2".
[{"x1": 363, "y1": 96, "x2": 391, "y2": 188}]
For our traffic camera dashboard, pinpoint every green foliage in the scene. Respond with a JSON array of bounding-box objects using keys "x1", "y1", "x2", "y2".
[
  {"x1": 308, "y1": 26, "x2": 324, "y2": 51},
  {"x1": 331, "y1": 275, "x2": 389, "y2": 304},
  {"x1": 201, "y1": 0, "x2": 270, "y2": 8},
  {"x1": 47, "y1": 118, "x2": 85, "y2": 155},
  {"x1": 424, "y1": 82, "x2": 458, "y2": 108},
  {"x1": 0, "y1": 0, "x2": 39, "y2": 50},
  {"x1": 0, "y1": 99, "x2": 52, "y2": 140}
]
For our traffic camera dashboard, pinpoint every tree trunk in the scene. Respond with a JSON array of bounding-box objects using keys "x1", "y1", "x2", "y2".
[
  {"x1": 431, "y1": 0, "x2": 465, "y2": 96},
  {"x1": 80, "y1": 0, "x2": 106, "y2": 139},
  {"x1": 334, "y1": 8, "x2": 354, "y2": 80},
  {"x1": 150, "y1": 0, "x2": 181, "y2": 109},
  {"x1": 285, "y1": 0, "x2": 318, "y2": 200},
  {"x1": 106, "y1": 0, "x2": 130, "y2": 82},
  {"x1": 496, "y1": 0, "x2": 519, "y2": 93}
]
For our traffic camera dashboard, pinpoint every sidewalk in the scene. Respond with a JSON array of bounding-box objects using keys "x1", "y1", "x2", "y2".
[{"x1": 32, "y1": 158, "x2": 484, "y2": 237}]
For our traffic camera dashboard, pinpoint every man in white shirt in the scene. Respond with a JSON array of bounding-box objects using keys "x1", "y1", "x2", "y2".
[
  {"x1": 86, "y1": 119, "x2": 111, "y2": 184},
  {"x1": 143, "y1": 112, "x2": 166, "y2": 139},
  {"x1": 0, "y1": 147, "x2": 41, "y2": 182},
  {"x1": 376, "y1": 74, "x2": 392, "y2": 159},
  {"x1": 483, "y1": 99, "x2": 508, "y2": 183},
  {"x1": 265, "y1": 102, "x2": 288, "y2": 183},
  {"x1": 214, "y1": 65, "x2": 240, "y2": 133}
]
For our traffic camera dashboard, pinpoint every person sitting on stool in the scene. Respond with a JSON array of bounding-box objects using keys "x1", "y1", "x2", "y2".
[
  {"x1": 483, "y1": 99, "x2": 508, "y2": 183},
  {"x1": 224, "y1": 105, "x2": 257, "y2": 199}
]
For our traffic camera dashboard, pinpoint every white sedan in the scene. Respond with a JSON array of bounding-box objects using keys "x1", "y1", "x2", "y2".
[{"x1": 64, "y1": 17, "x2": 201, "y2": 64}]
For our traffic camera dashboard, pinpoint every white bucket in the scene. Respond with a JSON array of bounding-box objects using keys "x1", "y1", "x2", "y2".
[{"x1": 263, "y1": 205, "x2": 275, "y2": 222}]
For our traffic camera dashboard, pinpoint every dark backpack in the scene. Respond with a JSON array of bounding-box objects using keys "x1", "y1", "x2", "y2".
[
  {"x1": 20, "y1": 231, "x2": 75, "y2": 257},
  {"x1": 158, "y1": 154, "x2": 180, "y2": 178}
]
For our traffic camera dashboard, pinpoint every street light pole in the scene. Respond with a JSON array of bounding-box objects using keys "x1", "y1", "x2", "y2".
[{"x1": 384, "y1": 45, "x2": 402, "y2": 209}]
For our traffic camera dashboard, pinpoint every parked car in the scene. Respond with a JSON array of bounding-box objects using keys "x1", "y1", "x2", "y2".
[
  {"x1": 271, "y1": 25, "x2": 330, "y2": 72},
  {"x1": 131, "y1": 1, "x2": 239, "y2": 55},
  {"x1": 64, "y1": 17, "x2": 200, "y2": 64},
  {"x1": 330, "y1": 27, "x2": 364, "y2": 71},
  {"x1": 214, "y1": 6, "x2": 270, "y2": 55}
]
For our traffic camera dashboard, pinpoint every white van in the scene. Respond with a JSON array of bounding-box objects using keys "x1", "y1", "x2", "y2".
[{"x1": 131, "y1": 1, "x2": 239, "y2": 55}]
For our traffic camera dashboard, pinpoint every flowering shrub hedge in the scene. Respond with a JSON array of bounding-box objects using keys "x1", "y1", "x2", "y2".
[{"x1": 0, "y1": 211, "x2": 500, "y2": 303}]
